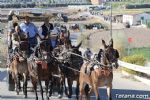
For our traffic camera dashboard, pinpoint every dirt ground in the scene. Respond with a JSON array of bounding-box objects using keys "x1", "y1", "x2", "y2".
[{"x1": 89, "y1": 27, "x2": 150, "y2": 51}]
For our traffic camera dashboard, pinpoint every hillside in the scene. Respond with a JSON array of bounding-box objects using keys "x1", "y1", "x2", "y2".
[{"x1": 103, "y1": 0, "x2": 150, "y2": 15}]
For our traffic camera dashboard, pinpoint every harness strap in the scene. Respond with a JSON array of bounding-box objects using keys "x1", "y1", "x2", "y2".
[{"x1": 67, "y1": 52, "x2": 111, "y2": 67}]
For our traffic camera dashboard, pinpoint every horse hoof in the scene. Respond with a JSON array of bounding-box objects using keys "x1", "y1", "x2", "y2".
[
  {"x1": 68, "y1": 95, "x2": 72, "y2": 98},
  {"x1": 58, "y1": 94, "x2": 62, "y2": 98},
  {"x1": 49, "y1": 93, "x2": 52, "y2": 97},
  {"x1": 16, "y1": 92, "x2": 19, "y2": 95},
  {"x1": 65, "y1": 90, "x2": 68, "y2": 96},
  {"x1": 46, "y1": 97, "x2": 49, "y2": 100},
  {"x1": 24, "y1": 95, "x2": 27, "y2": 98},
  {"x1": 35, "y1": 97, "x2": 38, "y2": 100}
]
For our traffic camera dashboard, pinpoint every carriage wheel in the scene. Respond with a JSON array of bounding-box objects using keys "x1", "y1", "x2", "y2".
[{"x1": 8, "y1": 73, "x2": 15, "y2": 91}]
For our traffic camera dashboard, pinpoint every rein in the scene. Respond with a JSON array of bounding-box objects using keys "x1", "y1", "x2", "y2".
[
  {"x1": 54, "y1": 51, "x2": 112, "y2": 74},
  {"x1": 12, "y1": 49, "x2": 27, "y2": 61},
  {"x1": 63, "y1": 64, "x2": 82, "y2": 73},
  {"x1": 67, "y1": 52, "x2": 112, "y2": 68}
]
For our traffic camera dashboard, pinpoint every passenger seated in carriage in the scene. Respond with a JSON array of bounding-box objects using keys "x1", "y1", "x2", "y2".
[
  {"x1": 39, "y1": 17, "x2": 59, "y2": 50},
  {"x1": 7, "y1": 25, "x2": 27, "y2": 67},
  {"x1": 59, "y1": 25, "x2": 70, "y2": 45},
  {"x1": 7, "y1": 22, "x2": 18, "y2": 67},
  {"x1": 7, "y1": 22, "x2": 18, "y2": 51},
  {"x1": 12, "y1": 26, "x2": 27, "y2": 49}
]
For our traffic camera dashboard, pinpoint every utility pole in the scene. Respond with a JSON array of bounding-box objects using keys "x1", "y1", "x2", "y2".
[{"x1": 110, "y1": 1, "x2": 112, "y2": 38}]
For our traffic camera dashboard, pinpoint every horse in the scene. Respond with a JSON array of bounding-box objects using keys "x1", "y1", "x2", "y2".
[
  {"x1": 27, "y1": 39, "x2": 63, "y2": 100},
  {"x1": 79, "y1": 39, "x2": 119, "y2": 100},
  {"x1": 9, "y1": 41, "x2": 29, "y2": 98},
  {"x1": 59, "y1": 38, "x2": 83, "y2": 100}
]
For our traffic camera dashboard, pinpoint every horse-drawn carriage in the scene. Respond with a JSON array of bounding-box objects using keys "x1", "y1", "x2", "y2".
[
  {"x1": 6, "y1": 10, "x2": 83, "y2": 99},
  {"x1": 6, "y1": 10, "x2": 119, "y2": 100}
]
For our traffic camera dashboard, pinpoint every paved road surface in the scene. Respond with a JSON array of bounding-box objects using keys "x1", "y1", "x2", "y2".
[{"x1": 0, "y1": 68, "x2": 150, "y2": 100}]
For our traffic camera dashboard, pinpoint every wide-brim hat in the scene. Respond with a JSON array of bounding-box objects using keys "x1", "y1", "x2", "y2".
[{"x1": 43, "y1": 13, "x2": 54, "y2": 19}]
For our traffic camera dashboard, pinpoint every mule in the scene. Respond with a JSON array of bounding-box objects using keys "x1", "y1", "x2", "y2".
[
  {"x1": 79, "y1": 39, "x2": 119, "y2": 100},
  {"x1": 28, "y1": 40, "x2": 63, "y2": 100},
  {"x1": 59, "y1": 39, "x2": 83, "y2": 100},
  {"x1": 9, "y1": 42, "x2": 29, "y2": 98}
]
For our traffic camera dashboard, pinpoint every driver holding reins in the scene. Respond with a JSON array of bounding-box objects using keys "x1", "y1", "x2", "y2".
[
  {"x1": 20, "y1": 15, "x2": 43, "y2": 56},
  {"x1": 39, "y1": 17, "x2": 59, "y2": 50}
]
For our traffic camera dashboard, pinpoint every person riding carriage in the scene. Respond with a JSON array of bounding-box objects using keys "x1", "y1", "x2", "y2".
[
  {"x1": 39, "y1": 17, "x2": 61, "y2": 50},
  {"x1": 20, "y1": 15, "x2": 43, "y2": 56},
  {"x1": 59, "y1": 25, "x2": 70, "y2": 45},
  {"x1": 11, "y1": 26, "x2": 27, "y2": 50},
  {"x1": 7, "y1": 23, "x2": 27, "y2": 67}
]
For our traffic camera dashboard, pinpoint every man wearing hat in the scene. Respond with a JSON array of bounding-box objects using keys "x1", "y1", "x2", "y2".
[
  {"x1": 39, "y1": 17, "x2": 59, "y2": 50},
  {"x1": 39, "y1": 17, "x2": 54, "y2": 38},
  {"x1": 20, "y1": 16, "x2": 43, "y2": 56}
]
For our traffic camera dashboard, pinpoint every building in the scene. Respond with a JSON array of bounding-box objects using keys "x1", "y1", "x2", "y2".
[
  {"x1": 123, "y1": 12, "x2": 150, "y2": 26},
  {"x1": 90, "y1": 0, "x2": 126, "y2": 5},
  {"x1": 104, "y1": 0, "x2": 125, "y2": 2},
  {"x1": 90, "y1": 0, "x2": 101, "y2": 5}
]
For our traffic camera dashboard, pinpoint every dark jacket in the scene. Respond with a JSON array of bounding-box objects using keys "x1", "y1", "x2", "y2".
[{"x1": 41, "y1": 23, "x2": 54, "y2": 37}]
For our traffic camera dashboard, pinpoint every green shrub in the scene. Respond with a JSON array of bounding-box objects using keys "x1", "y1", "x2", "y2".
[
  {"x1": 146, "y1": 22, "x2": 150, "y2": 28},
  {"x1": 122, "y1": 54, "x2": 146, "y2": 66},
  {"x1": 122, "y1": 54, "x2": 146, "y2": 75}
]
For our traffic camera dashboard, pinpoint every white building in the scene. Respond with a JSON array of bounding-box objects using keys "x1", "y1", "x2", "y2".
[{"x1": 123, "y1": 12, "x2": 150, "y2": 26}]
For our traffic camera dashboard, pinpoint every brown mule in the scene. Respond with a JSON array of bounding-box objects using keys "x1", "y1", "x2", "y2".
[
  {"x1": 10, "y1": 47, "x2": 29, "y2": 98},
  {"x1": 79, "y1": 39, "x2": 119, "y2": 100},
  {"x1": 28, "y1": 40, "x2": 63, "y2": 100},
  {"x1": 27, "y1": 40, "x2": 52, "y2": 100}
]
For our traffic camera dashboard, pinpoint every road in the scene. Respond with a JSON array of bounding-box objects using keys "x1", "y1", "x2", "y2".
[{"x1": 0, "y1": 68, "x2": 150, "y2": 100}]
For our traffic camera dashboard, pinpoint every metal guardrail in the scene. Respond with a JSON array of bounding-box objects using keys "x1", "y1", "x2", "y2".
[{"x1": 118, "y1": 60, "x2": 150, "y2": 75}]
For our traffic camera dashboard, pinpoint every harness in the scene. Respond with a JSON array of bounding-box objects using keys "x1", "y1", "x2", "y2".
[{"x1": 12, "y1": 47, "x2": 27, "y2": 62}]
